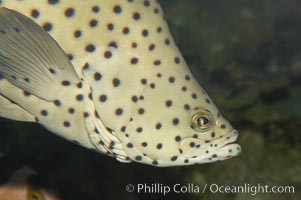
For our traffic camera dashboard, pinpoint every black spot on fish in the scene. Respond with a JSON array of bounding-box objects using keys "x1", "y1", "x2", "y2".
[
  {"x1": 165, "y1": 100, "x2": 172, "y2": 107},
  {"x1": 121, "y1": 126, "x2": 126, "y2": 132},
  {"x1": 23, "y1": 91, "x2": 31, "y2": 97},
  {"x1": 76, "y1": 94, "x2": 84, "y2": 101},
  {"x1": 13, "y1": 27, "x2": 20, "y2": 33},
  {"x1": 144, "y1": 0, "x2": 150, "y2": 7},
  {"x1": 94, "y1": 72, "x2": 102, "y2": 81},
  {"x1": 65, "y1": 8, "x2": 75, "y2": 17},
  {"x1": 86, "y1": 44, "x2": 95, "y2": 52},
  {"x1": 104, "y1": 51, "x2": 112, "y2": 59},
  {"x1": 123, "y1": 27, "x2": 130, "y2": 34},
  {"x1": 155, "y1": 123, "x2": 162, "y2": 130},
  {"x1": 61, "y1": 80, "x2": 70, "y2": 86},
  {"x1": 131, "y1": 42, "x2": 137, "y2": 48},
  {"x1": 115, "y1": 108, "x2": 123, "y2": 116},
  {"x1": 30, "y1": 9, "x2": 40, "y2": 18},
  {"x1": 142, "y1": 29, "x2": 149, "y2": 37},
  {"x1": 169, "y1": 77, "x2": 175, "y2": 83},
  {"x1": 138, "y1": 108, "x2": 145, "y2": 115},
  {"x1": 136, "y1": 127, "x2": 143, "y2": 133},
  {"x1": 68, "y1": 108, "x2": 75, "y2": 114},
  {"x1": 141, "y1": 78, "x2": 147, "y2": 85},
  {"x1": 113, "y1": 5, "x2": 122, "y2": 14},
  {"x1": 175, "y1": 136, "x2": 181, "y2": 142},
  {"x1": 89, "y1": 19, "x2": 98, "y2": 27},
  {"x1": 108, "y1": 41, "x2": 118, "y2": 48},
  {"x1": 171, "y1": 156, "x2": 178, "y2": 161},
  {"x1": 83, "y1": 63, "x2": 90, "y2": 70},
  {"x1": 190, "y1": 142, "x2": 195, "y2": 148},
  {"x1": 77, "y1": 82, "x2": 82, "y2": 88},
  {"x1": 165, "y1": 38, "x2": 170, "y2": 45},
  {"x1": 83, "y1": 112, "x2": 89, "y2": 118},
  {"x1": 205, "y1": 98, "x2": 211, "y2": 104},
  {"x1": 67, "y1": 54, "x2": 73, "y2": 60},
  {"x1": 133, "y1": 12, "x2": 140, "y2": 20},
  {"x1": 184, "y1": 104, "x2": 190, "y2": 111},
  {"x1": 175, "y1": 57, "x2": 180, "y2": 64},
  {"x1": 99, "y1": 94, "x2": 107, "y2": 102},
  {"x1": 155, "y1": 26, "x2": 162, "y2": 33},
  {"x1": 48, "y1": 0, "x2": 59, "y2": 5},
  {"x1": 135, "y1": 156, "x2": 142, "y2": 161},
  {"x1": 131, "y1": 96, "x2": 138, "y2": 103},
  {"x1": 130, "y1": 57, "x2": 139, "y2": 65},
  {"x1": 153, "y1": 60, "x2": 161, "y2": 66},
  {"x1": 113, "y1": 78, "x2": 120, "y2": 87},
  {"x1": 127, "y1": 143, "x2": 133, "y2": 148},
  {"x1": 107, "y1": 23, "x2": 114, "y2": 31},
  {"x1": 63, "y1": 121, "x2": 71, "y2": 127},
  {"x1": 172, "y1": 118, "x2": 179, "y2": 126},
  {"x1": 49, "y1": 68, "x2": 56, "y2": 74},
  {"x1": 40, "y1": 110, "x2": 48, "y2": 116},
  {"x1": 185, "y1": 75, "x2": 191, "y2": 81},
  {"x1": 74, "y1": 30, "x2": 81, "y2": 38},
  {"x1": 149, "y1": 44, "x2": 155, "y2": 51},
  {"x1": 92, "y1": 6, "x2": 100, "y2": 13},
  {"x1": 152, "y1": 160, "x2": 158, "y2": 165},
  {"x1": 191, "y1": 93, "x2": 197, "y2": 99},
  {"x1": 54, "y1": 100, "x2": 61, "y2": 106},
  {"x1": 24, "y1": 77, "x2": 30, "y2": 83}
]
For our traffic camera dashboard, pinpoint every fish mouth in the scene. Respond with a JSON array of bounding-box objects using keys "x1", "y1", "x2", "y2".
[
  {"x1": 179, "y1": 129, "x2": 241, "y2": 164},
  {"x1": 215, "y1": 129, "x2": 241, "y2": 156},
  {"x1": 203, "y1": 129, "x2": 241, "y2": 161},
  {"x1": 217, "y1": 129, "x2": 240, "y2": 149}
]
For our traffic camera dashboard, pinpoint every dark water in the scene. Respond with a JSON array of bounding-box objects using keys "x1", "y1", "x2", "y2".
[{"x1": 0, "y1": 0, "x2": 300, "y2": 199}]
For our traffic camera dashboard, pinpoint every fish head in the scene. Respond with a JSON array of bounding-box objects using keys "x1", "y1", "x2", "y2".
[
  {"x1": 178, "y1": 107, "x2": 241, "y2": 164},
  {"x1": 83, "y1": 45, "x2": 241, "y2": 167},
  {"x1": 71, "y1": 1, "x2": 241, "y2": 167},
  {"x1": 114, "y1": 61, "x2": 241, "y2": 167}
]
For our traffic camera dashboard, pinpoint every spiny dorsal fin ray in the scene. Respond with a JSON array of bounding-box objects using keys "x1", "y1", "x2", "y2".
[{"x1": 0, "y1": 8, "x2": 79, "y2": 101}]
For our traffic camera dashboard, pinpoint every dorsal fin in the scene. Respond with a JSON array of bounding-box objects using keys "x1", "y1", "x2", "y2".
[{"x1": 0, "y1": 8, "x2": 79, "y2": 101}]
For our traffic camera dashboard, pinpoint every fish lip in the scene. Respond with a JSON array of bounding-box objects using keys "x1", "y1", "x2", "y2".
[
  {"x1": 218, "y1": 129, "x2": 240, "y2": 148},
  {"x1": 179, "y1": 129, "x2": 240, "y2": 164}
]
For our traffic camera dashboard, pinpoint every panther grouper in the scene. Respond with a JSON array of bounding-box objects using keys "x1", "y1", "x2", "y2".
[{"x1": 0, "y1": 0, "x2": 241, "y2": 167}]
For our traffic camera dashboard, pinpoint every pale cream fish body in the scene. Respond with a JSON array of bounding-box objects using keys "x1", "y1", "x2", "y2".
[{"x1": 0, "y1": 0, "x2": 241, "y2": 167}]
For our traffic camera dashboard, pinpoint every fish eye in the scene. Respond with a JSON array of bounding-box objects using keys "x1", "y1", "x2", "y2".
[
  {"x1": 28, "y1": 191, "x2": 44, "y2": 200},
  {"x1": 190, "y1": 110, "x2": 213, "y2": 132}
]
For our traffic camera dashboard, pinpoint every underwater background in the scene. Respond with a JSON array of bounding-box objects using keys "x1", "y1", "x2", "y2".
[{"x1": 0, "y1": 0, "x2": 300, "y2": 199}]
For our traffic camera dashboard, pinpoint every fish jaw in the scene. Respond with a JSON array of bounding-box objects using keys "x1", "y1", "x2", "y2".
[{"x1": 178, "y1": 129, "x2": 241, "y2": 165}]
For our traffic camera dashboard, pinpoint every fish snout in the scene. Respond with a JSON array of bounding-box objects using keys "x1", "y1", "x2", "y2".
[{"x1": 178, "y1": 129, "x2": 241, "y2": 164}]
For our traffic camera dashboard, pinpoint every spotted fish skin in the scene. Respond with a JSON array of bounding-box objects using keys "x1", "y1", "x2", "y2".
[{"x1": 0, "y1": 0, "x2": 241, "y2": 167}]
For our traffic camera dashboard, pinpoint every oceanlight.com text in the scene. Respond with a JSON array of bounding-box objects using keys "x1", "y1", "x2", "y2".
[{"x1": 125, "y1": 183, "x2": 295, "y2": 196}]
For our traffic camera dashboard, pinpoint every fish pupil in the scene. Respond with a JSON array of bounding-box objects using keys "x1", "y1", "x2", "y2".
[{"x1": 197, "y1": 116, "x2": 209, "y2": 127}]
